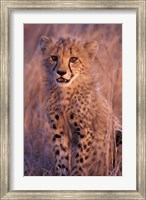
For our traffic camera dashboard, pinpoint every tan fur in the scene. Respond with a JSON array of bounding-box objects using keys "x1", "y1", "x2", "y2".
[{"x1": 39, "y1": 36, "x2": 121, "y2": 176}]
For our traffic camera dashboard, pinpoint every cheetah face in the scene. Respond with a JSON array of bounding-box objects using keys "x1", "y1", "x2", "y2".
[
  {"x1": 48, "y1": 55, "x2": 80, "y2": 86},
  {"x1": 39, "y1": 36, "x2": 98, "y2": 86}
]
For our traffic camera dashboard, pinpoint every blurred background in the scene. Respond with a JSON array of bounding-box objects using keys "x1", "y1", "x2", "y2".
[{"x1": 24, "y1": 24, "x2": 122, "y2": 176}]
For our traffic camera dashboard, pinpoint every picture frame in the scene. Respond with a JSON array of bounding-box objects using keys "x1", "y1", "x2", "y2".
[{"x1": 0, "y1": 0, "x2": 145, "y2": 199}]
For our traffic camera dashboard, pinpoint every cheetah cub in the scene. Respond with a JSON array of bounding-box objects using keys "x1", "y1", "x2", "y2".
[{"x1": 39, "y1": 36, "x2": 121, "y2": 176}]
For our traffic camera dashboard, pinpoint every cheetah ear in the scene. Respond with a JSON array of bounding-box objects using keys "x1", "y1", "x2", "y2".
[
  {"x1": 84, "y1": 41, "x2": 99, "y2": 59},
  {"x1": 39, "y1": 36, "x2": 50, "y2": 55}
]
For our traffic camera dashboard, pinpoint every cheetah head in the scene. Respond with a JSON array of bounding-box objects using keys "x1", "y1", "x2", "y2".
[{"x1": 39, "y1": 36, "x2": 98, "y2": 86}]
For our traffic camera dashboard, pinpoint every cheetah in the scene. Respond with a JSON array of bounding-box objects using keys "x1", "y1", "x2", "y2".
[{"x1": 39, "y1": 36, "x2": 122, "y2": 176}]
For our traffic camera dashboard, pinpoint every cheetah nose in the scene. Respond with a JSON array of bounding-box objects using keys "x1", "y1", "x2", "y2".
[{"x1": 57, "y1": 70, "x2": 67, "y2": 76}]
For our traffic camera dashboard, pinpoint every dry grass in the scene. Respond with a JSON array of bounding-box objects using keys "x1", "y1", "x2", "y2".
[{"x1": 24, "y1": 24, "x2": 122, "y2": 176}]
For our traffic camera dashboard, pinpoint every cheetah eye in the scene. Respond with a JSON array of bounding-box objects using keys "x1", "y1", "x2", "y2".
[
  {"x1": 51, "y1": 55, "x2": 58, "y2": 62},
  {"x1": 69, "y1": 57, "x2": 78, "y2": 63}
]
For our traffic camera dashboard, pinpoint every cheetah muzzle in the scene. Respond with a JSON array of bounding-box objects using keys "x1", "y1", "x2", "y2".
[{"x1": 56, "y1": 76, "x2": 72, "y2": 83}]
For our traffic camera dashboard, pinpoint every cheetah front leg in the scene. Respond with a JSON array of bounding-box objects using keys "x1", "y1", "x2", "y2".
[
  {"x1": 69, "y1": 117, "x2": 96, "y2": 176},
  {"x1": 72, "y1": 127, "x2": 96, "y2": 176},
  {"x1": 48, "y1": 112, "x2": 70, "y2": 176}
]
